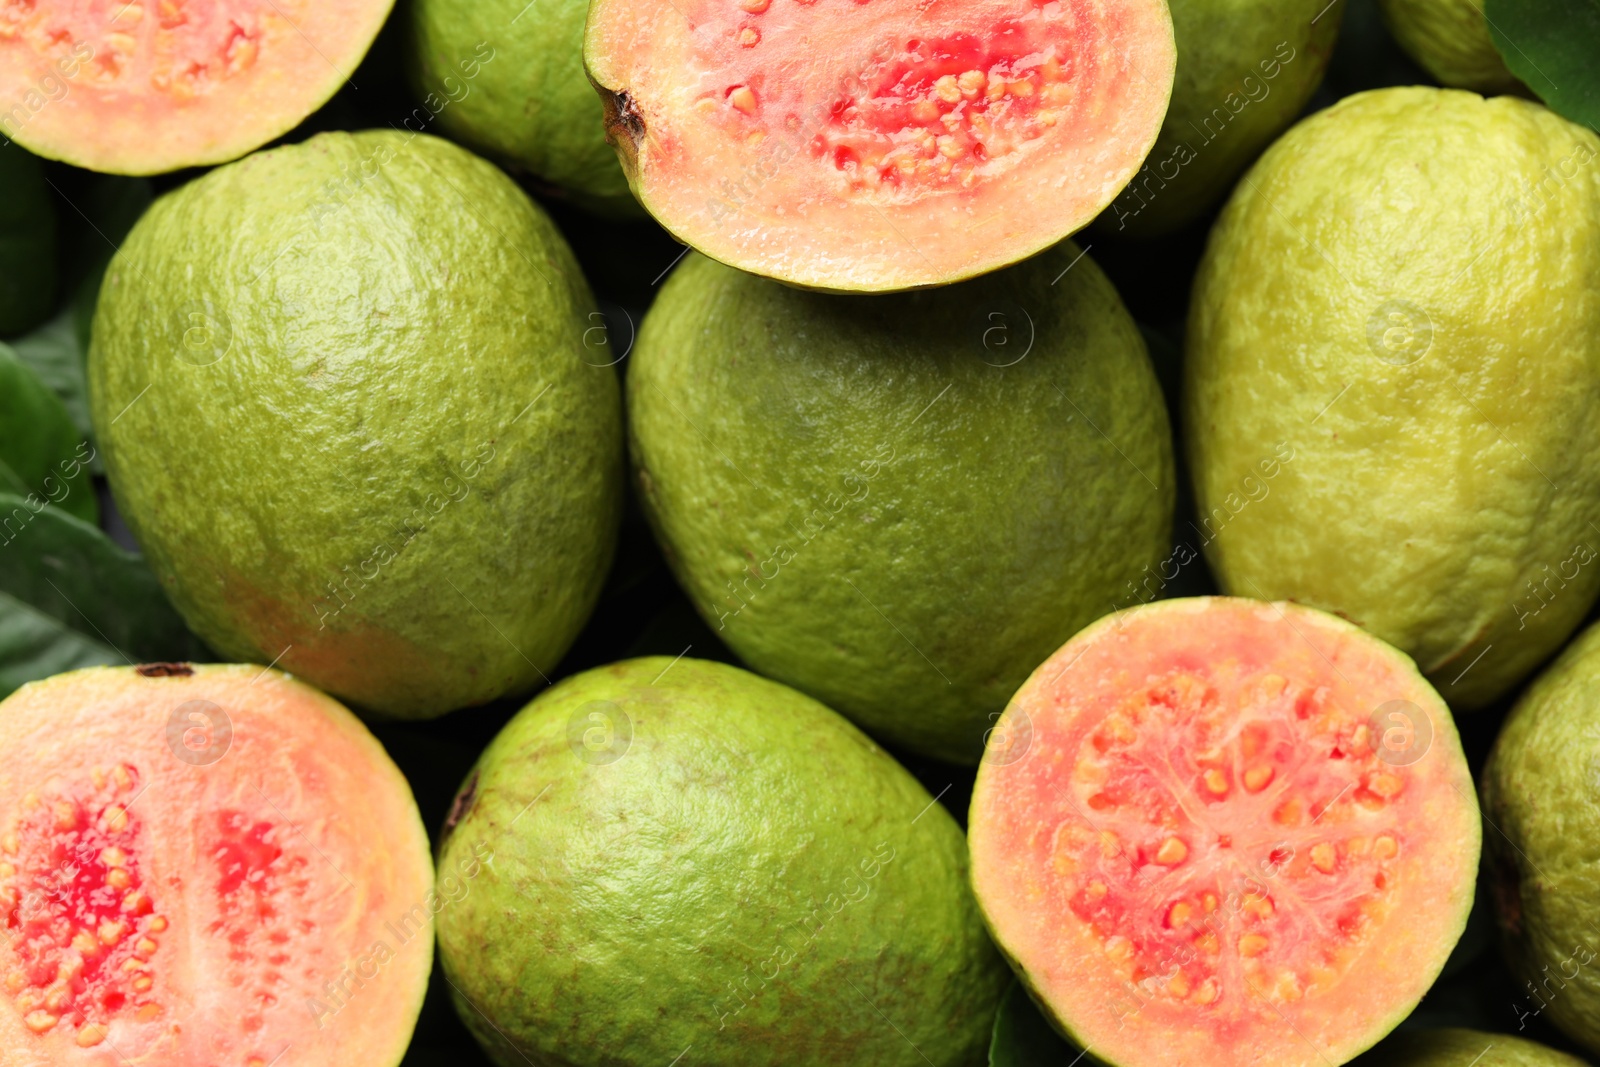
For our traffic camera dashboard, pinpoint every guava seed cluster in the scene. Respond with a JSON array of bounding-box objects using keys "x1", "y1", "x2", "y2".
[{"x1": 1061, "y1": 671, "x2": 1410, "y2": 1018}]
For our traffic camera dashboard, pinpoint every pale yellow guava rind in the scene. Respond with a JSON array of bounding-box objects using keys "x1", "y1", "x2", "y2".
[{"x1": 1186, "y1": 87, "x2": 1600, "y2": 709}]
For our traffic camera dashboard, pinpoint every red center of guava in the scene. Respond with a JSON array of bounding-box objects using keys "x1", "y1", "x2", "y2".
[
  {"x1": 1055, "y1": 672, "x2": 1408, "y2": 1025},
  {"x1": 690, "y1": 0, "x2": 1099, "y2": 195},
  {"x1": 0, "y1": 0, "x2": 283, "y2": 97},
  {"x1": 0, "y1": 763, "x2": 164, "y2": 1049}
]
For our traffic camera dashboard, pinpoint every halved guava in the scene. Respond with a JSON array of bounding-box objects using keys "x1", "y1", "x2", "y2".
[
  {"x1": 969, "y1": 596, "x2": 1480, "y2": 1067},
  {"x1": 584, "y1": 0, "x2": 1176, "y2": 290},
  {"x1": 0, "y1": 0, "x2": 394, "y2": 175},
  {"x1": 0, "y1": 663, "x2": 433, "y2": 1064}
]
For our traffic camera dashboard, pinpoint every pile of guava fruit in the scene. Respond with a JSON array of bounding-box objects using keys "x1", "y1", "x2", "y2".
[{"x1": 0, "y1": 0, "x2": 1597, "y2": 1064}]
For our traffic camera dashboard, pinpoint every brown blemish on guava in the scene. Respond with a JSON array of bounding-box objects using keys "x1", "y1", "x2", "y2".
[
  {"x1": 443, "y1": 771, "x2": 480, "y2": 841},
  {"x1": 135, "y1": 663, "x2": 194, "y2": 677},
  {"x1": 599, "y1": 87, "x2": 647, "y2": 155}
]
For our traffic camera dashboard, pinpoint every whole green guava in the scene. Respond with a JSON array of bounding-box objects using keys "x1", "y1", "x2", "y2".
[
  {"x1": 1186, "y1": 87, "x2": 1600, "y2": 710},
  {"x1": 1355, "y1": 1028, "x2": 1588, "y2": 1067},
  {"x1": 88, "y1": 130, "x2": 624, "y2": 719},
  {"x1": 1378, "y1": 0, "x2": 1520, "y2": 93},
  {"x1": 628, "y1": 244, "x2": 1175, "y2": 764},
  {"x1": 435, "y1": 656, "x2": 1010, "y2": 1067},
  {"x1": 406, "y1": 0, "x2": 636, "y2": 216},
  {"x1": 1100, "y1": 0, "x2": 1343, "y2": 237},
  {"x1": 1482, "y1": 621, "x2": 1600, "y2": 1057}
]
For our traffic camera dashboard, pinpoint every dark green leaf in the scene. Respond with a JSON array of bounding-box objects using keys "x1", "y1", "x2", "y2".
[
  {"x1": 10, "y1": 304, "x2": 95, "y2": 470},
  {"x1": 0, "y1": 492, "x2": 207, "y2": 698},
  {"x1": 990, "y1": 979, "x2": 1080, "y2": 1067},
  {"x1": 0, "y1": 143, "x2": 57, "y2": 337},
  {"x1": 0, "y1": 342, "x2": 96, "y2": 524},
  {"x1": 1485, "y1": 0, "x2": 1600, "y2": 131}
]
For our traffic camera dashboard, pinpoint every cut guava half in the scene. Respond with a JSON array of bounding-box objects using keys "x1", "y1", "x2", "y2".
[
  {"x1": 969, "y1": 596, "x2": 1480, "y2": 1067},
  {"x1": 584, "y1": 0, "x2": 1176, "y2": 291},
  {"x1": 0, "y1": 664, "x2": 433, "y2": 1065},
  {"x1": 0, "y1": 0, "x2": 394, "y2": 175}
]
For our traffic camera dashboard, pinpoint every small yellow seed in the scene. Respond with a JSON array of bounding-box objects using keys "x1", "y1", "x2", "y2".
[
  {"x1": 135, "y1": 938, "x2": 157, "y2": 958},
  {"x1": 4, "y1": 971, "x2": 25, "y2": 994},
  {"x1": 136, "y1": 1003, "x2": 162, "y2": 1022},
  {"x1": 1086, "y1": 881, "x2": 1108, "y2": 901},
  {"x1": 737, "y1": 26, "x2": 760, "y2": 46},
  {"x1": 113, "y1": 765, "x2": 132, "y2": 791},
  {"x1": 740, "y1": 0, "x2": 769, "y2": 11},
  {"x1": 102, "y1": 847, "x2": 127, "y2": 868},
  {"x1": 1167, "y1": 902, "x2": 1192, "y2": 929},
  {"x1": 148, "y1": 916, "x2": 169, "y2": 933},
  {"x1": 24, "y1": 1010, "x2": 58, "y2": 1033},
  {"x1": 44, "y1": 985, "x2": 70, "y2": 1011},
  {"x1": 0, "y1": 863, "x2": 12, "y2": 880},
  {"x1": 1155, "y1": 837, "x2": 1188, "y2": 866},
  {"x1": 1195, "y1": 932, "x2": 1220, "y2": 954},
  {"x1": 1202, "y1": 769, "x2": 1228, "y2": 795},
  {"x1": 1007, "y1": 79, "x2": 1035, "y2": 98},
  {"x1": 910, "y1": 99, "x2": 939, "y2": 122},
  {"x1": 102, "y1": 806, "x2": 129, "y2": 833},
  {"x1": 121, "y1": 959, "x2": 148, "y2": 973},
  {"x1": 77, "y1": 1024, "x2": 108, "y2": 1048},
  {"x1": 1194, "y1": 978, "x2": 1218, "y2": 1004},
  {"x1": 1246, "y1": 894, "x2": 1274, "y2": 919},
  {"x1": 936, "y1": 135, "x2": 962, "y2": 159},
  {"x1": 131, "y1": 976, "x2": 153, "y2": 993},
  {"x1": 1240, "y1": 933, "x2": 1269, "y2": 957},
  {"x1": 1368, "y1": 773, "x2": 1404, "y2": 799},
  {"x1": 728, "y1": 86, "x2": 757, "y2": 114},
  {"x1": 1311, "y1": 842, "x2": 1337, "y2": 874},
  {"x1": 957, "y1": 69, "x2": 985, "y2": 97},
  {"x1": 933, "y1": 74, "x2": 961, "y2": 103},
  {"x1": 54, "y1": 802, "x2": 78, "y2": 831},
  {"x1": 72, "y1": 932, "x2": 100, "y2": 956},
  {"x1": 1373, "y1": 835, "x2": 1399, "y2": 860},
  {"x1": 1201, "y1": 892, "x2": 1218, "y2": 913},
  {"x1": 98, "y1": 920, "x2": 126, "y2": 946},
  {"x1": 1, "y1": 832, "x2": 16, "y2": 855},
  {"x1": 1168, "y1": 970, "x2": 1192, "y2": 998},
  {"x1": 1243, "y1": 765, "x2": 1274, "y2": 792},
  {"x1": 107, "y1": 869, "x2": 131, "y2": 890}
]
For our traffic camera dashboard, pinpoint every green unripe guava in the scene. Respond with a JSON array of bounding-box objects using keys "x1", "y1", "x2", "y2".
[
  {"x1": 435, "y1": 656, "x2": 1010, "y2": 1066},
  {"x1": 89, "y1": 130, "x2": 624, "y2": 719}
]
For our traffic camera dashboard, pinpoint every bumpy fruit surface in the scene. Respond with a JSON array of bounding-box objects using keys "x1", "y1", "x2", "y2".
[
  {"x1": 435, "y1": 656, "x2": 1010, "y2": 1067},
  {"x1": 1355, "y1": 1028, "x2": 1589, "y2": 1067},
  {"x1": 406, "y1": 0, "x2": 636, "y2": 216},
  {"x1": 971, "y1": 597, "x2": 1480, "y2": 1067},
  {"x1": 584, "y1": 0, "x2": 1176, "y2": 290},
  {"x1": 1186, "y1": 87, "x2": 1600, "y2": 709},
  {"x1": 0, "y1": 663, "x2": 434, "y2": 1065},
  {"x1": 629, "y1": 244, "x2": 1174, "y2": 763},
  {"x1": 1103, "y1": 0, "x2": 1343, "y2": 237},
  {"x1": 89, "y1": 130, "x2": 624, "y2": 719},
  {"x1": 1482, "y1": 620, "x2": 1600, "y2": 1058},
  {"x1": 0, "y1": 0, "x2": 394, "y2": 174},
  {"x1": 1378, "y1": 0, "x2": 1519, "y2": 93}
]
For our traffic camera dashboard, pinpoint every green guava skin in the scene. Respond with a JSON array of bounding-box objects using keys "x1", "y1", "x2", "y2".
[
  {"x1": 628, "y1": 244, "x2": 1175, "y2": 765},
  {"x1": 1378, "y1": 0, "x2": 1520, "y2": 94},
  {"x1": 1482, "y1": 621, "x2": 1600, "y2": 1058},
  {"x1": 1185, "y1": 87, "x2": 1600, "y2": 710},
  {"x1": 88, "y1": 130, "x2": 624, "y2": 719},
  {"x1": 0, "y1": 143, "x2": 57, "y2": 336},
  {"x1": 1101, "y1": 0, "x2": 1343, "y2": 237},
  {"x1": 405, "y1": 0, "x2": 637, "y2": 217},
  {"x1": 1356, "y1": 1029, "x2": 1589, "y2": 1067},
  {"x1": 435, "y1": 656, "x2": 1010, "y2": 1067}
]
